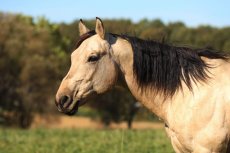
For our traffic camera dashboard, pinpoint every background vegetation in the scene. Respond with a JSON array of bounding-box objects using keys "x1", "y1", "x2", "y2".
[{"x1": 0, "y1": 12, "x2": 230, "y2": 128}]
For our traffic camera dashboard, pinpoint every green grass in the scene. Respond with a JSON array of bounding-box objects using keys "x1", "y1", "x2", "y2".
[{"x1": 0, "y1": 128, "x2": 174, "y2": 153}]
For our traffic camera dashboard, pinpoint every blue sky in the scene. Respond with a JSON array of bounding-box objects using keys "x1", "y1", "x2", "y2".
[{"x1": 0, "y1": 0, "x2": 229, "y2": 27}]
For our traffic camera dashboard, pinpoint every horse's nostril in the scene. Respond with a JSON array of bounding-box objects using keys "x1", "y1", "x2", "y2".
[
  {"x1": 59, "y1": 95, "x2": 72, "y2": 109},
  {"x1": 60, "y1": 95, "x2": 68, "y2": 104}
]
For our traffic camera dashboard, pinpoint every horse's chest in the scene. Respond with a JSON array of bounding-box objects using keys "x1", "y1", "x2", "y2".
[{"x1": 165, "y1": 125, "x2": 193, "y2": 153}]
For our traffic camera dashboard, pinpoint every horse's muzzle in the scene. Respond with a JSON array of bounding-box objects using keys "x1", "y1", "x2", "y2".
[{"x1": 55, "y1": 95, "x2": 80, "y2": 116}]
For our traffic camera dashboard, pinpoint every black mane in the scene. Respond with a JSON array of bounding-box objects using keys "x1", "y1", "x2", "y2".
[{"x1": 117, "y1": 35, "x2": 229, "y2": 96}]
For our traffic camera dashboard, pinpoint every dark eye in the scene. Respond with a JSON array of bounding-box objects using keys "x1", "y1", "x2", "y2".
[{"x1": 87, "y1": 55, "x2": 100, "y2": 62}]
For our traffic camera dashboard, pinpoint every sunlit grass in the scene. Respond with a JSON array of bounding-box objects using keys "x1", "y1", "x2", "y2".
[{"x1": 0, "y1": 128, "x2": 174, "y2": 153}]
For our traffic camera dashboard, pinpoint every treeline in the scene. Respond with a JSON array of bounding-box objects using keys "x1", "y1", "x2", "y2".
[{"x1": 0, "y1": 12, "x2": 229, "y2": 128}]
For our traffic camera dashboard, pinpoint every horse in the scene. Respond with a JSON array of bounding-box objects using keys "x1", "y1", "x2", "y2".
[{"x1": 55, "y1": 17, "x2": 230, "y2": 153}]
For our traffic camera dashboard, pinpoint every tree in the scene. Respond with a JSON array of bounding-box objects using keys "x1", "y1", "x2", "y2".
[
  {"x1": 89, "y1": 88, "x2": 140, "y2": 128},
  {"x1": 0, "y1": 12, "x2": 67, "y2": 128},
  {"x1": 0, "y1": 12, "x2": 229, "y2": 129}
]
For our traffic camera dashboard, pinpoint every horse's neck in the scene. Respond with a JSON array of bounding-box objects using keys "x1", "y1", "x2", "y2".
[{"x1": 110, "y1": 35, "x2": 171, "y2": 121}]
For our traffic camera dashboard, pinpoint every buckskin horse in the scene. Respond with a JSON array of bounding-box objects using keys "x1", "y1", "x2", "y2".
[{"x1": 55, "y1": 18, "x2": 230, "y2": 153}]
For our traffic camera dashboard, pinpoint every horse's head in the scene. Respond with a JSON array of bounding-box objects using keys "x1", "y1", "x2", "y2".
[{"x1": 55, "y1": 18, "x2": 118, "y2": 115}]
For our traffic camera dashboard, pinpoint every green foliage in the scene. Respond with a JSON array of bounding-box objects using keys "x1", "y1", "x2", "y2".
[
  {"x1": 76, "y1": 106, "x2": 99, "y2": 118},
  {"x1": 89, "y1": 88, "x2": 137, "y2": 126},
  {"x1": 0, "y1": 11, "x2": 229, "y2": 128},
  {"x1": 0, "y1": 128, "x2": 174, "y2": 153},
  {"x1": 0, "y1": 12, "x2": 68, "y2": 128}
]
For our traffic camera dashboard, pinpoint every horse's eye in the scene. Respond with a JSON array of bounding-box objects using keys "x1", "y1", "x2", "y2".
[{"x1": 87, "y1": 55, "x2": 100, "y2": 62}]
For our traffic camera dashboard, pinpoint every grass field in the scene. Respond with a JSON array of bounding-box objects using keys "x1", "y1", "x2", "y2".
[{"x1": 0, "y1": 128, "x2": 174, "y2": 153}]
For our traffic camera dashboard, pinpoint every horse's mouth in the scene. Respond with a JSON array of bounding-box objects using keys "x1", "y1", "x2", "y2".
[
  {"x1": 63, "y1": 101, "x2": 79, "y2": 116},
  {"x1": 55, "y1": 99, "x2": 84, "y2": 116}
]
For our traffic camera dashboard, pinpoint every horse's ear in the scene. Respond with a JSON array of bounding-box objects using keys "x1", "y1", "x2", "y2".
[
  {"x1": 95, "y1": 17, "x2": 105, "y2": 39},
  {"x1": 79, "y1": 19, "x2": 89, "y2": 36}
]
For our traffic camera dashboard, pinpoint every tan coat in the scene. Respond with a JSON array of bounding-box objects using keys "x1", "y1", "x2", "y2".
[{"x1": 56, "y1": 18, "x2": 230, "y2": 153}]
